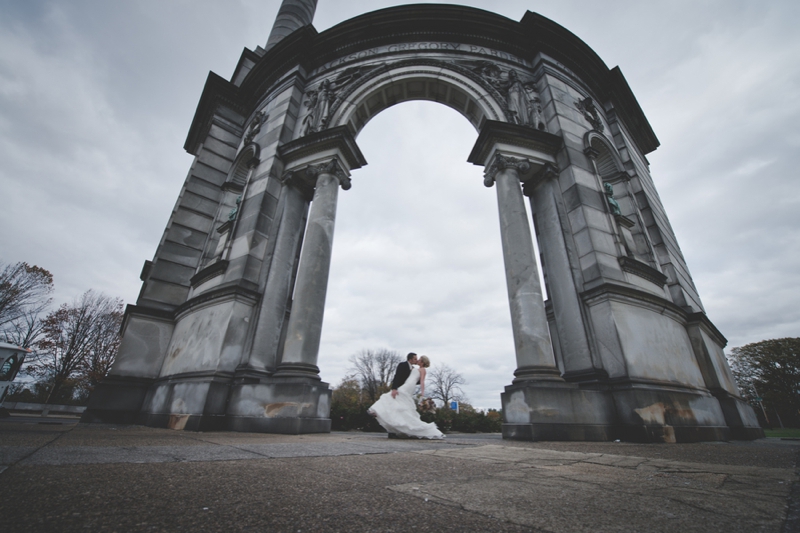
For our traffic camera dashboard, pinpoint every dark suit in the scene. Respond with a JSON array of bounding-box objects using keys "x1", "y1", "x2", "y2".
[{"x1": 391, "y1": 361, "x2": 412, "y2": 391}]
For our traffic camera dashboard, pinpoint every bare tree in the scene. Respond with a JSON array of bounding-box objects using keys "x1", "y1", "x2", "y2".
[
  {"x1": 429, "y1": 364, "x2": 467, "y2": 407},
  {"x1": 0, "y1": 262, "x2": 53, "y2": 349},
  {"x1": 348, "y1": 349, "x2": 403, "y2": 403},
  {"x1": 28, "y1": 290, "x2": 123, "y2": 403},
  {"x1": 76, "y1": 300, "x2": 123, "y2": 398},
  {"x1": 0, "y1": 261, "x2": 53, "y2": 327}
]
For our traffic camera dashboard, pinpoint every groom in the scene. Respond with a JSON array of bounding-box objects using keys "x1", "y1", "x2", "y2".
[{"x1": 390, "y1": 352, "x2": 418, "y2": 398}]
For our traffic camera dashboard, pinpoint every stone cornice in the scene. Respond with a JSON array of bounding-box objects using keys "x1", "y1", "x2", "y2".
[
  {"x1": 278, "y1": 125, "x2": 366, "y2": 171},
  {"x1": 617, "y1": 257, "x2": 668, "y2": 287},
  {"x1": 581, "y1": 282, "x2": 688, "y2": 324},
  {"x1": 189, "y1": 260, "x2": 229, "y2": 288},
  {"x1": 468, "y1": 120, "x2": 563, "y2": 168},
  {"x1": 184, "y1": 72, "x2": 244, "y2": 155},
  {"x1": 174, "y1": 283, "x2": 261, "y2": 320},
  {"x1": 685, "y1": 311, "x2": 728, "y2": 347}
]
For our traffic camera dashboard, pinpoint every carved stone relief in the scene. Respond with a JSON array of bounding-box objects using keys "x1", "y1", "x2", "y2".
[
  {"x1": 243, "y1": 111, "x2": 266, "y2": 144},
  {"x1": 576, "y1": 96, "x2": 604, "y2": 132},
  {"x1": 455, "y1": 60, "x2": 545, "y2": 130},
  {"x1": 301, "y1": 64, "x2": 387, "y2": 136},
  {"x1": 484, "y1": 154, "x2": 531, "y2": 187}
]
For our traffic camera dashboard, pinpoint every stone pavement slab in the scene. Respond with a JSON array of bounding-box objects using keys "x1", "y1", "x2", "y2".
[{"x1": 1, "y1": 420, "x2": 798, "y2": 532}]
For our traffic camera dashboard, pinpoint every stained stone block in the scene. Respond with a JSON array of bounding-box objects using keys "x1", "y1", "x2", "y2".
[
  {"x1": 226, "y1": 377, "x2": 332, "y2": 434},
  {"x1": 502, "y1": 382, "x2": 616, "y2": 441}
]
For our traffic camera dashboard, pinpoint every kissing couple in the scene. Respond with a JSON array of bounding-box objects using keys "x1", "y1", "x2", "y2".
[{"x1": 367, "y1": 352, "x2": 444, "y2": 439}]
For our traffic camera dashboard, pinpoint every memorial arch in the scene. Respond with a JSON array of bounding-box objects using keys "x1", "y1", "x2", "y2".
[{"x1": 84, "y1": 1, "x2": 763, "y2": 442}]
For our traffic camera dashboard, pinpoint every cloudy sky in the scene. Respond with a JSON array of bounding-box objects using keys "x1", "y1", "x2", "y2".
[{"x1": 1, "y1": 0, "x2": 798, "y2": 409}]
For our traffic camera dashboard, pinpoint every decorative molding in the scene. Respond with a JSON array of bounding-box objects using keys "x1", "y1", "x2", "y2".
[
  {"x1": 617, "y1": 257, "x2": 668, "y2": 287},
  {"x1": 468, "y1": 120, "x2": 563, "y2": 169},
  {"x1": 306, "y1": 159, "x2": 351, "y2": 190},
  {"x1": 614, "y1": 214, "x2": 636, "y2": 229},
  {"x1": 685, "y1": 311, "x2": 728, "y2": 347},
  {"x1": 189, "y1": 260, "x2": 229, "y2": 288},
  {"x1": 174, "y1": 283, "x2": 261, "y2": 320},
  {"x1": 243, "y1": 111, "x2": 266, "y2": 145},
  {"x1": 484, "y1": 154, "x2": 530, "y2": 187}
]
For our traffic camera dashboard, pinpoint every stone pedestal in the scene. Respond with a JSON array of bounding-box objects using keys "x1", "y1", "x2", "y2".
[
  {"x1": 501, "y1": 382, "x2": 616, "y2": 441},
  {"x1": 226, "y1": 376, "x2": 332, "y2": 434}
]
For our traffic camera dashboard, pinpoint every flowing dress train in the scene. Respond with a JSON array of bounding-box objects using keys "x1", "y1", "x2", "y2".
[{"x1": 368, "y1": 366, "x2": 444, "y2": 439}]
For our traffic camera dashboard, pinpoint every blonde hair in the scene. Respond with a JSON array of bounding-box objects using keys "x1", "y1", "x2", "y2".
[{"x1": 418, "y1": 355, "x2": 430, "y2": 368}]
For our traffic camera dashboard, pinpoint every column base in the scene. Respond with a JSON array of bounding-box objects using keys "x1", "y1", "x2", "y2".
[
  {"x1": 501, "y1": 380, "x2": 616, "y2": 441},
  {"x1": 512, "y1": 365, "x2": 564, "y2": 383},
  {"x1": 272, "y1": 362, "x2": 322, "y2": 379},
  {"x1": 225, "y1": 375, "x2": 331, "y2": 434}
]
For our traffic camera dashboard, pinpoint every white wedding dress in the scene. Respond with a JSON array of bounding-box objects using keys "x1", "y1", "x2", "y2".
[{"x1": 368, "y1": 366, "x2": 444, "y2": 439}]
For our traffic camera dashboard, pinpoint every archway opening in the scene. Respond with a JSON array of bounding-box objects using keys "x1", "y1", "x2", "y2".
[{"x1": 317, "y1": 100, "x2": 515, "y2": 409}]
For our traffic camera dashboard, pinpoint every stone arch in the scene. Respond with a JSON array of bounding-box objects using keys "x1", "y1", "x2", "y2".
[
  {"x1": 85, "y1": 1, "x2": 763, "y2": 443},
  {"x1": 227, "y1": 142, "x2": 261, "y2": 189},
  {"x1": 584, "y1": 131, "x2": 624, "y2": 180},
  {"x1": 327, "y1": 60, "x2": 507, "y2": 136}
]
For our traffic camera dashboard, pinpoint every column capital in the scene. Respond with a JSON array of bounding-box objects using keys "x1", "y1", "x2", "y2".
[
  {"x1": 522, "y1": 163, "x2": 559, "y2": 197},
  {"x1": 278, "y1": 125, "x2": 367, "y2": 174},
  {"x1": 468, "y1": 120, "x2": 562, "y2": 188},
  {"x1": 483, "y1": 153, "x2": 530, "y2": 187},
  {"x1": 278, "y1": 126, "x2": 365, "y2": 197},
  {"x1": 306, "y1": 159, "x2": 351, "y2": 190}
]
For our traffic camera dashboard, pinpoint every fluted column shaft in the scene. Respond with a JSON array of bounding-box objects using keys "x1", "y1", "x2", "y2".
[
  {"x1": 277, "y1": 161, "x2": 348, "y2": 377},
  {"x1": 266, "y1": 0, "x2": 318, "y2": 50},
  {"x1": 488, "y1": 155, "x2": 562, "y2": 382}
]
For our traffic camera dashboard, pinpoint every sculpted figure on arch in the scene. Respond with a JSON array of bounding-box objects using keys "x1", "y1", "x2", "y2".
[
  {"x1": 302, "y1": 78, "x2": 333, "y2": 135},
  {"x1": 504, "y1": 69, "x2": 545, "y2": 130}
]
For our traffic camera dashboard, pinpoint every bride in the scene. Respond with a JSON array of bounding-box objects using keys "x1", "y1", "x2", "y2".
[{"x1": 368, "y1": 355, "x2": 444, "y2": 439}]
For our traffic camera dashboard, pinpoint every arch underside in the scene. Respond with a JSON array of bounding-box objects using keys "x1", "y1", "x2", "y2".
[{"x1": 311, "y1": 58, "x2": 521, "y2": 139}]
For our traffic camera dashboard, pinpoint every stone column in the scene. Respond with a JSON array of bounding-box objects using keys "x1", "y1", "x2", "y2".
[
  {"x1": 485, "y1": 154, "x2": 563, "y2": 383},
  {"x1": 266, "y1": 0, "x2": 318, "y2": 51},
  {"x1": 245, "y1": 182, "x2": 310, "y2": 373},
  {"x1": 275, "y1": 160, "x2": 351, "y2": 378},
  {"x1": 522, "y1": 164, "x2": 595, "y2": 376}
]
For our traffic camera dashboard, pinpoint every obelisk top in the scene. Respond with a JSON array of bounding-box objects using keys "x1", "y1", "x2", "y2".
[{"x1": 265, "y1": 0, "x2": 318, "y2": 51}]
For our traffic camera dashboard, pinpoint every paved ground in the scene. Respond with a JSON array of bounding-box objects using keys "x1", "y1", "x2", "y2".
[{"x1": 1, "y1": 416, "x2": 798, "y2": 532}]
